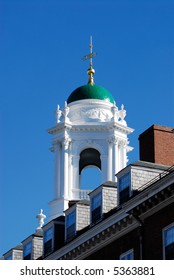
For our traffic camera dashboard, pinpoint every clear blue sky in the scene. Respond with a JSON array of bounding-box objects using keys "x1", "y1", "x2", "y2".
[{"x1": 0, "y1": 0, "x2": 173, "y2": 257}]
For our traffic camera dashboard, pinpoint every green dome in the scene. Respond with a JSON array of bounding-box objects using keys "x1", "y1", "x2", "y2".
[{"x1": 67, "y1": 84, "x2": 114, "y2": 104}]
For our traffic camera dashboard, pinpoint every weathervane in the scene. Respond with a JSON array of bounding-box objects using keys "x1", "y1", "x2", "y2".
[{"x1": 82, "y1": 36, "x2": 97, "y2": 85}]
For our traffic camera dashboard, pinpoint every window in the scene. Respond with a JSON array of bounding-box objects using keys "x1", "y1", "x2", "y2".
[
  {"x1": 23, "y1": 241, "x2": 32, "y2": 260},
  {"x1": 163, "y1": 224, "x2": 174, "y2": 260},
  {"x1": 66, "y1": 210, "x2": 76, "y2": 240},
  {"x1": 91, "y1": 192, "x2": 102, "y2": 223},
  {"x1": 120, "y1": 249, "x2": 134, "y2": 260},
  {"x1": 44, "y1": 227, "x2": 53, "y2": 256},
  {"x1": 5, "y1": 254, "x2": 12, "y2": 260},
  {"x1": 119, "y1": 173, "x2": 130, "y2": 204}
]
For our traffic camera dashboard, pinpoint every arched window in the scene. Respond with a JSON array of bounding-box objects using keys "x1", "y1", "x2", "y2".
[{"x1": 79, "y1": 148, "x2": 101, "y2": 190}]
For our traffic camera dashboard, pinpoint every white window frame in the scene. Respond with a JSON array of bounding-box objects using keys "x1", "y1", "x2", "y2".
[
  {"x1": 163, "y1": 222, "x2": 174, "y2": 260},
  {"x1": 120, "y1": 249, "x2": 134, "y2": 260}
]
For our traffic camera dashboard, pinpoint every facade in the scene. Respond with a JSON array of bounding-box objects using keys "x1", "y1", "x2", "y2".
[{"x1": 1, "y1": 41, "x2": 174, "y2": 260}]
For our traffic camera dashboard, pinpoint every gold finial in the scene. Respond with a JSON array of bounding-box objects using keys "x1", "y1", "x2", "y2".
[{"x1": 82, "y1": 36, "x2": 97, "y2": 85}]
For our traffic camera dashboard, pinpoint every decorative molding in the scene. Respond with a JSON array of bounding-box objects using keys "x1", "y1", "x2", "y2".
[
  {"x1": 59, "y1": 215, "x2": 137, "y2": 260},
  {"x1": 81, "y1": 108, "x2": 112, "y2": 122}
]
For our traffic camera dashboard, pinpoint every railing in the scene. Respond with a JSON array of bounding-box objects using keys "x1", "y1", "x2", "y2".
[
  {"x1": 138, "y1": 165, "x2": 174, "y2": 192},
  {"x1": 72, "y1": 189, "x2": 91, "y2": 200}
]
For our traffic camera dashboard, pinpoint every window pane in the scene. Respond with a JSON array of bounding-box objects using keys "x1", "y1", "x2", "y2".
[
  {"x1": 91, "y1": 192, "x2": 102, "y2": 210},
  {"x1": 66, "y1": 210, "x2": 76, "y2": 240},
  {"x1": 5, "y1": 255, "x2": 12, "y2": 260},
  {"x1": 23, "y1": 241, "x2": 32, "y2": 257},
  {"x1": 67, "y1": 223, "x2": 76, "y2": 240},
  {"x1": 119, "y1": 173, "x2": 130, "y2": 191},
  {"x1": 92, "y1": 206, "x2": 101, "y2": 223},
  {"x1": 67, "y1": 211, "x2": 76, "y2": 227},
  {"x1": 44, "y1": 239, "x2": 53, "y2": 256},
  {"x1": 164, "y1": 225, "x2": 174, "y2": 260},
  {"x1": 165, "y1": 226, "x2": 174, "y2": 246},
  {"x1": 120, "y1": 249, "x2": 134, "y2": 260},
  {"x1": 44, "y1": 227, "x2": 53, "y2": 243},
  {"x1": 120, "y1": 187, "x2": 130, "y2": 204}
]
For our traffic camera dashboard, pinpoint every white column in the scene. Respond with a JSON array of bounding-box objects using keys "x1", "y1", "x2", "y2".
[
  {"x1": 123, "y1": 140, "x2": 127, "y2": 168},
  {"x1": 72, "y1": 155, "x2": 80, "y2": 199},
  {"x1": 61, "y1": 137, "x2": 70, "y2": 199},
  {"x1": 119, "y1": 140, "x2": 127, "y2": 170},
  {"x1": 107, "y1": 139, "x2": 113, "y2": 181},
  {"x1": 112, "y1": 136, "x2": 119, "y2": 181},
  {"x1": 54, "y1": 141, "x2": 61, "y2": 199}
]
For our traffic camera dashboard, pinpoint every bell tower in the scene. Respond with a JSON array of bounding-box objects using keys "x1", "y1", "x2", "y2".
[{"x1": 48, "y1": 38, "x2": 134, "y2": 220}]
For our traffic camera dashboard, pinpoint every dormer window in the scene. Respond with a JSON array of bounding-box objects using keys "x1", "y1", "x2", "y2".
[
  {"x1": 91, "y1": 192, "x2": 102, "y2": 223},
  {"x1": 163, "y1": 224, "x2": 174, "y2": 260},
  {"x1": 5, "y1": 255, "x2": 12, "y2": 260},
  {"x1": 23, "y1": 241, "x2": 32, "y2": 260},
  {"x1": 119, "y1": 173, "x2": 130, "y2": 204},
  {"x1": 44, "y1": 227, "x2": 53, "y2": 256},
  {"x1": 66, "y1": 210, "x2": 76, "y2": 241},
  {"x1": 120, "y1": 249, "x2": 134, "y2": 260}
]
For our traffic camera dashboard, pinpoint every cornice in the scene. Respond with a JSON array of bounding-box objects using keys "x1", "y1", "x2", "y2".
[
  {"x1": 45, "y1": 211, "x2": 137, "y2": 260},
  {"x1": 48, "y1": 123, "x2": 72, "y2": 135},
  {"x1": 45, "y1": 173, "x2": 174, "y2": 260},
  {"x1": 48, "y1": 122, "x2": 134, "y2": 135}
]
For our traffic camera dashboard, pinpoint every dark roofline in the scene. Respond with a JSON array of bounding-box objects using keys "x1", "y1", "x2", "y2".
[
  {"x1": 89, "y1": 181, "x2": 117, "y2": 196},
  {"x1": 116, "y1": 160, "x2": 171, "y2": 176},
  {"x1": 3, "y1": 243, "x2": 23, "y2": 256}
]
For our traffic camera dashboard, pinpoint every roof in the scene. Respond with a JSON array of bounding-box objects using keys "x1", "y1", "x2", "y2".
[
  {"x1": 67, "y1": 84, "x2": 114, "y2": 104},
  {"x1": 89, "y1": 181, "x2": 117, "y2": 196},
  {"x1": 3, "y1": 244, "x2": 23, "y2": 256},
  {"x1": 116, "y1": 160, "x2": 171, "y2": 176},
  {"x1": 139, "y1": 124, "x2": 174, "y2": 139},
  {"x1": 131, "y1": 160, "x2": 171, "y2": 170}
]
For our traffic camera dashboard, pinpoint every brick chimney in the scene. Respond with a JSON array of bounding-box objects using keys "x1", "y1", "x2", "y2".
[{"x1": 139, "y1": 125, "x2": 174, "y2": 166}]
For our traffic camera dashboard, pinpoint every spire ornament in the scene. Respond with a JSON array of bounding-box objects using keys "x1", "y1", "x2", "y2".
[
  {"x1": 82, "y1": 36, "x2": 97, "y2": 85},
  {"x1": 36, "y1": 209, "x2": 46, "y2": 232}
]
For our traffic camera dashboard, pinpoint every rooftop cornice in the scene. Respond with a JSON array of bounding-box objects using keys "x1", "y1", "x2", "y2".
[{"x1": 45, "y1": 172, "x2": 174, "y2": 260}]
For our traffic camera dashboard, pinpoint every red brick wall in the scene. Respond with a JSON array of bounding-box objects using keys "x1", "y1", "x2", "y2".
[{"x1": 139, "y1": 125, "x2": 174, "y2": 166}]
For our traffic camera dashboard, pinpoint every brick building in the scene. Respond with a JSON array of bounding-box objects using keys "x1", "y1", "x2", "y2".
[
  {"x1": 1, "y1": 41, "x2": 174, "y2": 260},
  {"x1": 2, "y1": 152, "x2": 173, "y2": 260}
]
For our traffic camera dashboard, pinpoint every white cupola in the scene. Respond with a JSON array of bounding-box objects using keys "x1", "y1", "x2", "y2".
[{"x1": 48, "y1": 38, "x2": 134, "y2": 220}]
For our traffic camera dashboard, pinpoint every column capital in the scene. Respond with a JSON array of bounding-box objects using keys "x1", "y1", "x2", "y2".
[
  {"x1": 119, "y1": 139, "x2": 127, "y2": 146},
  {"x1": 62, "y1": 136, "x2": 71, "y2": 149},
  {"x1": 108, "y1": 136, "x2": 119, "y2": 145}
]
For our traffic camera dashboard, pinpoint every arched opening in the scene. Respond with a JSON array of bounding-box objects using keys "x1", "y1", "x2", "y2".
[
  {"x1": 80, "y1": 166, "x2": 101, "y2": 190},
  {"x1": 79, "y1": 148, "x2": 101, "y2": 190}
]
